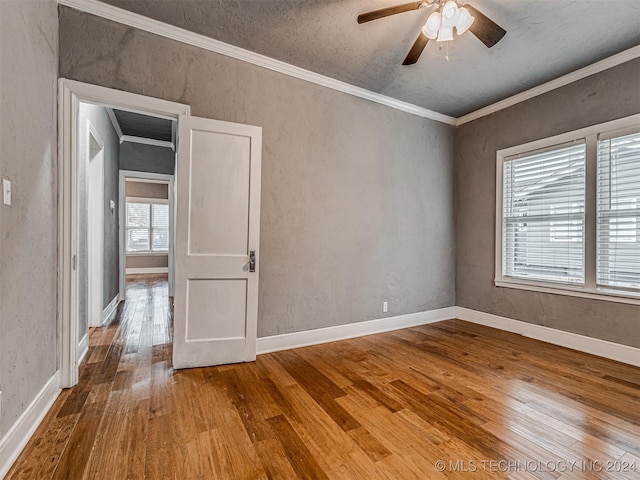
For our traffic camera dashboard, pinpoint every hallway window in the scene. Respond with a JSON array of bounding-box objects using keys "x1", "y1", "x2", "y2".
[{"x1": 126, "y1": 199, "x2": 169, "y2": 253}]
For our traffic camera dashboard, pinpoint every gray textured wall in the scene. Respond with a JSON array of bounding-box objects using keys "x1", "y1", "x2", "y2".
[
  {"x1": 126, "y1": 180, "x2": 168, "y2": 199},
  {"x1": 126, "y1": 255, "x2": 169, "y2": 269},
  {"x1": 59, "y1": 7, "x2": 456, "y2": 337},
  {"x1": 456, "y1": 58, "x2": 640, "y2": 348},
  {"x1": 77, "y1": 103, "x2": 120, "y2": 343},
  {"x1": 0, "y1": 0, "x2": 58, "y2": 439},
  {"x1": 120, "y1": 142, "x2": 175, "y2": 175}
]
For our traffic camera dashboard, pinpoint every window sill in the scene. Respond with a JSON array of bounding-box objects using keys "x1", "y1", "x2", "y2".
[
  {"x1": 125, "y1": 251, "x2": 169, "y2": 256},
  {"x1": 494, "y1": 278, "x2": 640, "y2": 306}
]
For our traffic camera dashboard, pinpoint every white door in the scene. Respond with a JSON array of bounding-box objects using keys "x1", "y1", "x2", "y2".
[{"x1": 173, "y1": 115, "x2": 262, "y2": 369}]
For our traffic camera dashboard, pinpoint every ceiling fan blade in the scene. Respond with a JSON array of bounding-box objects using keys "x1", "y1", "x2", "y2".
[
  {"x1": 464, "y1": 4, "x2": 506, "y2": 48},
  {"x1": 403, "y1": 32, "x2": 429, "y2": 65},
  {"x1": 358, "y1": 1, "x2": 427, "y2": 24}
]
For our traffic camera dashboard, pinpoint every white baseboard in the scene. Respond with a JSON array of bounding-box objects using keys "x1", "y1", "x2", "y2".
[
  {"x1": 256, "y1": 305, "x2": 639, "y2": 366},
  {"x1": 0, "y1": 371, "x2": 61, "y2": 479},
  {"x1": 455, "y1": 307, "x2": 640, "y2": 367},
  {"x1": 257, "y1": 307, "x2": 456, "y2": 355},
  {"x1": 125, "y1": 267, "x2": 168, "y2": 275},
  {"x1": 102, "y1": 294, "x2": 120, "y2": 325},
  {"x1": 77, "y1": 333, "x2": 88, "y2": 365}
]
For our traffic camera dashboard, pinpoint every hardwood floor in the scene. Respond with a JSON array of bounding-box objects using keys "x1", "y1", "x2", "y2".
[{"x1": 7, "y1": 275, "x2": 640, "y2": 479}]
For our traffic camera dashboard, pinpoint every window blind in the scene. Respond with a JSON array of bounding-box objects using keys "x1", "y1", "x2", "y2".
[
  {"x1": 597, "y1": 132, "x2": 640, "y2": 291},
  {"x1": 126, "y1": 202, "x2": 151, "y2": 252},
  {"x1": 152, "y1": 203, "x2": 170, "y2": 252},
  {"x1": 503, "y1": 142, "x2": 586, "y2": 284}
]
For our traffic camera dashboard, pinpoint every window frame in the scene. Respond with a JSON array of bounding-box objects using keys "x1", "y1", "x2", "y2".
[
  {"x1": 495, "y1": 113, "x2": 640, "y2": 306},
  {"x1": 125, "y1": 196, "x2": 170, "y2": 255}
]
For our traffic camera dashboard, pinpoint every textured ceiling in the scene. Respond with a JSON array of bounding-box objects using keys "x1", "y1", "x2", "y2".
[
  {"x1": 112, "y1": 109, "x2": 174, "y2": 141},
  {"x1": 101, "y1": 0, "x2": 640, "y2": 117}
]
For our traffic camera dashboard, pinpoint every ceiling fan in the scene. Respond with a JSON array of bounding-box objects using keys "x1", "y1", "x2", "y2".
[{"x1": 357, "y1": 0, "x2": 506, "y2": 65}]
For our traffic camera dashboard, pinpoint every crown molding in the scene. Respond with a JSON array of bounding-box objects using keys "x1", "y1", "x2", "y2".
[
  {"x1": 105, "y1": 107, "x2": 123, "y2": 138},
  {"x1": 455, "y1": 45, "x2": 640, "y2": 126},
  {"x1": 120, "y1": 134, "x2": 175, "y2": 150},
  {"x1": 57, "y1": 0, "x2": 457, "y2": 126},
  {"x1": 58, "y1": 0, "x2": 640, "y2": 128}
]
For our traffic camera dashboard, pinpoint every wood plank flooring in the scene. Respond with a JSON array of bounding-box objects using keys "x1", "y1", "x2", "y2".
[{"x1": 7, "y1": 275, "x2": 640, "y2": 479}]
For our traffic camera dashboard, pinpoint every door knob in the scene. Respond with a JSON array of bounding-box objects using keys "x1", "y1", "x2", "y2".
[{"x1": 249, "y1": 251, "x2": 256, "y2": 272}]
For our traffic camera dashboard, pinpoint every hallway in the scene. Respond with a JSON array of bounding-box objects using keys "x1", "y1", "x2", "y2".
[{"x1": 8, "y1": 275, "x2": 172, "y2": 479}]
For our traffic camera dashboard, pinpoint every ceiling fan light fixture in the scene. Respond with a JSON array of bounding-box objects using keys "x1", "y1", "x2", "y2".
[
  {"x1": 455, "y1": 7, "x2": 474, "y2": 35},
  {"x1": 356, "y1": 1, "x2": 508, "y2": 65},
  {"x1": 440, "y1": 1, "x2": 459, "y2": 27},
  {"x1": 436, "y1": 26, "x2": 454, "y2": 42},
  {"x1": 422, "y1": 11, "x2": 441, "y2": 39}
]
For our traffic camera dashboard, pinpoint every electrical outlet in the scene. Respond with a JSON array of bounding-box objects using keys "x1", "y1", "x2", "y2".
[
  {"x1": 2, "y1": 178, "x2": 11, "y2": 206},
  {"x1": 383, "y1": 301, "x2": 388, "y2": 313}
]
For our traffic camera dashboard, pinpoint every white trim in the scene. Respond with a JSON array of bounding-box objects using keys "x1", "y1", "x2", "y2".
[
  {"x1": 126, "y1": 177, "x2": 169, "y2": 185},
  {"x1": 106, "y1": 108, "x2": 123, "y2": 138},
  {"x1": 77, "y1": 333, "x2": 89, "y2": 365},
  {"x1": 455, "y1": 307, "x2": 640, "y2": 367},
  {"x1": 126, "y1": 251, "x2": 169, "y2": 256},
  {"x1": 495, "y1": 113, "x2": 640, "y2": 306},
  {"x1": 120, "y1": 135, "x2": 175, "y2": 151},
  {"x1": 126, "y1": 267, "x2": 169, "y2": 274},
  {"x1": 59, "y1": 79, "x2": 188, "y2": 389},
  {"x1": 119, "y1": 171, "x2": 175, "y2": 181},
  {"x1": 496, "y1": 114, "x2": 640, "y2": 159},
  {"x1": 256, "y1": 307, "x2": 455, "y2": 355},
  {"x1": 57, "y1": 0, "x2": 455, "y2": 126},
  {"x1": 86, "y1": 119, "x2": 105, "y2": 329},
  {"x1": 102, "y1": 294, "x2": 120, "y2": 325},
  {"x1": 58, "y1": 1, "x2": 639, "y2": 127},
  {"x1": 254, "y1": 302, "x2": 639, "y2": 367},
  {"x1": 456, "y1": 46, "x2": 640, "y2": 126},
  {"x1": 0, "y1": 372, "x2": 61, "y2": 479},
  {"x1": 58, "y1": 78, "x2": 80, "y2": 389}
]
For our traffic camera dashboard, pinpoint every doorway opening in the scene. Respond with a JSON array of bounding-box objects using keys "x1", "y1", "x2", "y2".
[
  {"x1": 60, "y1": 79, "x2": 262, "y2": 388},
  {"x1": 59, "y1": 79, "x2": 189, "y2": 388},
  {"x1": 76, "y1": 100, "x2": 177, "y2": 372},
  {"x1": 120, "y1": 172, "x2": 175, "y2": 300}
]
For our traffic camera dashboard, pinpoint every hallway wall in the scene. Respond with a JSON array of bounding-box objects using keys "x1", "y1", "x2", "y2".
[
  {"x1": 77, "y1": 103, "x2": 121, "y2": 341},
  {"x1": 0, "y1": 0, "x2": 58, "y2": 440}
]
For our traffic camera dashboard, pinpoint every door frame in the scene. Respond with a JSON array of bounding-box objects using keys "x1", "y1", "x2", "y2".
[
  {"x1": 119, "y1": 170, "x2": 175, "y2": 298},
  {"x1": 86, "y1": 120, "x2": 105, "y2": 329},
  {"x1": 58, "y1": 79, "x2": 190, "y2": 388}
]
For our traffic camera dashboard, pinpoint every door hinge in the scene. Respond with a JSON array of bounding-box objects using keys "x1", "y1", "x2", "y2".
[{"x1": 72, "y1": 254, "x2": 77, "y2": 270}]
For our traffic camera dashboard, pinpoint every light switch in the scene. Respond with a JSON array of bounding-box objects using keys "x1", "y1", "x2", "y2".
[{"x1": 2, "y1": 178, "x2": 11, "y2": 206}]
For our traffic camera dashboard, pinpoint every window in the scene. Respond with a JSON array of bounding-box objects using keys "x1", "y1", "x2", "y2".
[
  {"x1": 126, "y1": 199, "x2": 169, "y2": 253},
  {"x1": 496, "y1": 114, "x2": 640, "y2": 304},
  {"x1": 502, "y1": 143, "x2": 586, "y2": 285},
  {"x1": 597, "y1": 131, "x2": 640, "y2": 290}
]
